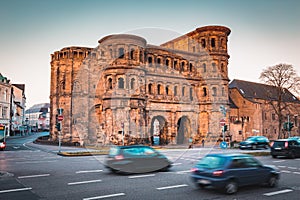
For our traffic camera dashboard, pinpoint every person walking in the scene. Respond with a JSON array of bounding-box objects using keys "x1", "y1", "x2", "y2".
[{"x1": 201, "y1": 139, "x2": 205, "y2": 147}]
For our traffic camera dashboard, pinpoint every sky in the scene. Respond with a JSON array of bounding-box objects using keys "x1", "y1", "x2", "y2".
[{"x1": 0, "y1": 0, "x2": 299, "y2": 108}]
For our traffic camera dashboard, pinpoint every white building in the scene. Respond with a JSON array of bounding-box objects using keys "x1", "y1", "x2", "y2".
[{"x1": 25, "y1": 103, "x2": 50, "y2": 131}]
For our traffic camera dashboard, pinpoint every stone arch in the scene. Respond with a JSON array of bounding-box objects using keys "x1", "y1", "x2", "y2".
[
  {"x1": 177, "y1": 116, "x2": 191, "y2": 144},
  {"x1": 150, "y1": 116, "x2": 168, "y2": 145}
]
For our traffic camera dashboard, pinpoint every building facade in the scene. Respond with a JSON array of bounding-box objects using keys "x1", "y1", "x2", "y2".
[
  {"x1": 229, "y1": 79, "x2": 300, "y2": 141},
  {"x1": 11, "y1": 84, "x2": 26, "y2": 135},
  {"x1": 50, "y1": 25, "x2": 231, "y2": 146},
  {"x1": 0, "y1": 73, "x2": 11, "y2": 136}
]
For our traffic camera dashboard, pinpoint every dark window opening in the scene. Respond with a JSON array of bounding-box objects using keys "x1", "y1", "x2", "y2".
[
  {"x1": 108, "y1": 78, "x2": 112, "y2": 89},
  {"x1": 174, "y1": 86, "x2": 178, "y2": 96},
  {"x1": 189, "y1": 63, "x2": 193, "y2": 72},
  {"x1": 157, "y1": 58, "x2": 161, "y2": 65},
  {"x1": 118, "y1": 48, "x2": 124, "y2": 58},
  {"x1": 192, "y1": 46, "x2": 195, "y2": 52},
  {"x1": 180, "y1": 62, "x2": 185, "y2": 72},
  {"x1": 166, "y1": 59, "x2": 170, "y2": 67},
  {"x1": 174, "y1": 60, "x2": 177, "y2": 69},
  {"x1": 190, "y1": 88, "x2": 193, "y2": 101},
  {"x1": 211, "y1": 38, "x2": 216, "y2": 48},
  {"x1": 212, "y1": 87, "x2": 217, "y2": 96},
  {"x1": 201, "y1": 39, "x2": 206, "y2": 48},
  {"x1": 130, "y1": 49, "x2": 134, "y2": 60},
  {"x1": 182, "y1": 87, "x2": 185, "y2": 96},
  {"x1": 157, "y1": 84, "x2": 162, "y2": 95},
  {"x1": 130, "y1": 78, "x2": 135, "y2": 90},
  {"x1": 148, "y1": 84, "x2": 153, "y2": 94},
  {"x1": 212, "y1": 63, "x2": 216, "y2": 72},
  {"x1": 221, "y1": 63, "x2": 225, "y2": 72},
  {"x1": 166, "y1": 86, "x2": 169, "y2": 95},
  {"x1": 203, "y1": 87, "x2": 207, "y2": 97},
  {"x1": 148, "y1": 57, "x2": 153, "y2": 65},
  {"x1": 118, "y1": 77, "x2": 124, "y2": 89},
  {"x1": 203, "y1": 63, "x2": 206, "y2": 73}
]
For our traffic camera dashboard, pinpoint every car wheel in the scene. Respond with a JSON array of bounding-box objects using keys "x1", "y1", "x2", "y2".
[
  {"x1": 289, "y1": 151, "x2": 295, "y2": 159},
  {"x1": 252, "y1": 145, "x2": 257, "y2": 150},
  {"x1": 267, "y1": 175, "x2": 278, "y2": 187},
  {"x1": 224, "y1": 180, "x2": 238, "y2": 194}
]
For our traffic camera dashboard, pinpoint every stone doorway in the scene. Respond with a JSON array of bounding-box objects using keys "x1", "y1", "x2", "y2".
[
  {"x1": 150, "y1": 116, "x2": 168, "y2": 145},
  {"x1": 177, "y1": 116, "x2": 191, "y2": 145}
]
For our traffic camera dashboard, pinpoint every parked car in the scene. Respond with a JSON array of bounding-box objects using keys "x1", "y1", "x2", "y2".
[
  {"x1": 239, "y1": 136, "x2": 269, "y2": 150},
  {"x1": 0, "y1": 138, "x2": 5, "y2": 151},
  {"x1": 270, "y1": 138, "x2": 300, "y2": 158},
  {"x1": 190, "y1": 153, "x2": 280, "y2": 194},
  {"x1": 104, "y1": 145, "x2": 172, "y2": 174}
]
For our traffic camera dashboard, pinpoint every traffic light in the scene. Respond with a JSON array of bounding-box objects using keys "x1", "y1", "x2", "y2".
[
  {"x1": 283, "y1": 122, "x2": 294, "y2": 131},
  {"x1": 56, "y1": 122, "x2": 61, "y2": 131},
  {"x1": 222, "y1": 125, "x2": 228, "y2": 132}
]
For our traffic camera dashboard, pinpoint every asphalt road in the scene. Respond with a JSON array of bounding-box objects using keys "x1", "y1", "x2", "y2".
[{"x1": 1, "y1": 136, "x2": 300, "y2": 200}]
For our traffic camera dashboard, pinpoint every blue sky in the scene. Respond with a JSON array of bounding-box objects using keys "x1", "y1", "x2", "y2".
[{"x1": 0, "y1": 0, "x2": 299, "y2": 107}]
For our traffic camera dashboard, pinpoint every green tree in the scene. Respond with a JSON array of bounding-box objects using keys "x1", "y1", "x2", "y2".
[{"x1": 259, "y1": 63, "x2": 300, "y2": 139}]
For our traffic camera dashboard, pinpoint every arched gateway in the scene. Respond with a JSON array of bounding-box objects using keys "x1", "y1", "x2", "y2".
[
  {"x1": 150, "y1": 116, "x2": 168, "y2": 145},
  {"x1": 177, "y1": 116, "x2": 191, "y2": 144}
]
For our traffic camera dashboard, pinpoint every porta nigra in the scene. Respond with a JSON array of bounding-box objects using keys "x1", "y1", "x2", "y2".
[{"x1": 50, "y1": 25, "x2": 231, "y2": 146}]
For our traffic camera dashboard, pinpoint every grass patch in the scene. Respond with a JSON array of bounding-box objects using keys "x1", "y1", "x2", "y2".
[
  {"x1": 243, "y1": 151, "x2": 271, "y2": 156},
  {"x1": 57, "y1": 151, "x2": 109, "y2": 157}
]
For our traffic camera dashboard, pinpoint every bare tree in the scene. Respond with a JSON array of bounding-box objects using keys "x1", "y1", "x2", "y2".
[{"x1": 260, "y1": 63, "x2": 300, "y2": 139}]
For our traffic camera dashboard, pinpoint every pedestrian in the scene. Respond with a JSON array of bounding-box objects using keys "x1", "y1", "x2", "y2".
[
  {"x1": 188, "y1": 137, "x2": 193, "y2": 149},
  {"x1": 202, "y1": 139, "x2": 205, "y2": 147}
]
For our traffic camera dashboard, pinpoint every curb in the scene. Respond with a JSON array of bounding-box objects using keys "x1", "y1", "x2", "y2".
[{"x1": 57, "y1": 151, "x2": 109, "y2": 157}]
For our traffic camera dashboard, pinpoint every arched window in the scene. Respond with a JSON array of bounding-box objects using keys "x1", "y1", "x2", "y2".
[
  {"x1": 203, "y1": 87, "x2": 207, "y2": 97},
  {"x1": 148, "y1": 57, "x2": 153, "y2": 65},
  {"x1": 189, "y1": 63, "x2": 193, "y2": 72},
  {"x1": 109, "y1": 49, "x2": 113, "y2": 58},
  {"x1": 157, "y1": 58, "x2": 161, "y2": 65},
  {"x1": 148, "y1": 83, "x2": 153, "y2": 94},
  {"x1": 192, "y1": 46, "x2": 195, "y2": 52},
  {"x1": 222, "y1": 87, "x2": 225, "y2": 96},
  {"x1": 182, "y1": 86, "x2": 185, "y2": 96},
  {"x1": 174, "y1": 86, "x2": 178, "y2": 96},
  {"x1": 203, "y1": 63, "x2": 206, "y2": 73},
  {"x1": 174, "y1": 60, "x2": 177, "y2": 69},
  {"x1": 108, "y1": 78, "x2": 113, "y2": 89},
  {"x1": 221, "y1": 63, "x2": 225, "y2": 72},
  {"x1": 130, "y1": 78, "x2": 135, "y2": 90},
  {"x1": 157, "y1": 84, "x2": 162, "y2": 95},
  {"x1": 118, "y1": 77, "x2": 124, "y2": 89},
  {"x1": 130, "y1": 49, "x2": 134, "y2": 60},
  {"x1": 190, "y1": 88, "x2": 193, "y2": 100},
  {"x1": 118, "y1": 48, "x2": 124, "y2": 58},
  {"x1": 201, "y1": 39, "x2": 206, "y2": 48},
  {"x1": 180, "y1": 62, "x2": 185, "y2": 72},
  {"x1": 166, "y1": 59, "x2": 170, "y2": 67},
  {"x1": 212, "y1": 87, "x2": 217, "y2": 96},
  {"x1": 212, "y1": 63, "x2": 216, "y2": 72},
  {"x1": 166, "y1": 86, "x2": 169, "y2": 95},
  {"x1": 211, "y1": 38, "x2": 216, "y2": 48}
]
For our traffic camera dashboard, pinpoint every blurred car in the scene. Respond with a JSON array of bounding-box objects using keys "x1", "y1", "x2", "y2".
[
  {"x1": 270, "y1": 138, "x2": 300, "y2": 158},
  {"x1": 104, "y1": 145, "x2": 172, "y2": 174},
  {"x1": 190, "y1": 153, "x2": 280, "y2": 194},
  {"x1": 239, "y1": 136, "x2": 269, "y2": 150},
  {"x1": 0, "y1": 139, "x2": 6, "y2": 151}
]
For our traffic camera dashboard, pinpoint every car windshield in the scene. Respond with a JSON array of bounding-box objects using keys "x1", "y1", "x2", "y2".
[
  {"x1": 122, "y1": 147, "x2": 157, "y2": 156},
  {"x1": 245, "y1": 137, "x2": 256, "y2": 141},
  {"x1": 196, "y1": 156, "x2": 226, "y2": 169}
]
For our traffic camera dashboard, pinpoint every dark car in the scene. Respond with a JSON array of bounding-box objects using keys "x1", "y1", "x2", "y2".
[
  {"x1": 270, "y1": 138, "x2": 300, "y2": 158},
  {"x1": 104, "y1": 145, "x2": 172, "y2": 174},
  {"x1": 239, "y1": 136, "x2": 269, "y2": 150},
  {"x1": 190, "y1": 154, "x2": 280, "y2": 194}
]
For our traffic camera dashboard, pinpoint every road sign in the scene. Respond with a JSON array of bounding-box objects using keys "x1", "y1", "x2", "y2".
[
  {"x1": 57, "y1": 115, "x2": 64, "y2": 121},
  {"x1": 220, "y1": 119, "x2": 226, "y2": 126},
  {"x1": 220, "y1": 141, "x2": 228, "y2": 149}
]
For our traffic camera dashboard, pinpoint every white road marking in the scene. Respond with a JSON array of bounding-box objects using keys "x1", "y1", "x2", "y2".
[
  {"x1": 157, "y1": 184, "x2": 188, "y2": 190},
  {"x1": 76, "y1": 170, "x2": 103, "y2": 174},
  {"x1": 171, "y1": 163, "x2": 182, "y2": 166},
  {"x1": 263, "y1": 189, "x2": 293, "y2": 196},
  {"x1": 176, "y1": 170, "x2": 190, "y2": 174},
  {"x1": 278, "y1": 165, "x2": 286, "y2": 168},
  {"x1": 281, "y1": 170, "x2": 291, "y2": 173},
  {"x1": 18, "y1": 174, "x2": 50, "y2": 179},
  {"x1": 293, "y1": 172, "x2": 300, "y2": 175},
  {"x1": 288, "y1": 167, "x2": 297, "y2": 170},
  {"x1": 0, "y1": 187, "x2": 32, "y2": 194},
  {"x1": 83, "y1": 193, "x2": 125, "y2": 200},
  {"x1": 16, "y1": 160, "x2": 57, "y2": 164},
  {"x1": 128, "y1": 174, "x2": 156, "y2": 179},
  {"x1": 68, "y1": 179, "x2": 102, "y2": 185},
  {"x1": 273, "y1": 160, "x2": 286, "y2": 163}
]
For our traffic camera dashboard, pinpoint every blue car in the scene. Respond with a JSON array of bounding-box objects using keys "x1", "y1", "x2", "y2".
[{"x1": 190, "y1": 154, "x2": 280, "y2": 194}]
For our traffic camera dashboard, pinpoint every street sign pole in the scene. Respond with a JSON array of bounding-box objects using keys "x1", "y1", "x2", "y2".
[
  {"x1": 58, "y1": 128, "x2": 61, "y2": 153},
  {"x1": 121, "y1": 122, "x2": 124, "y2": 146}
]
